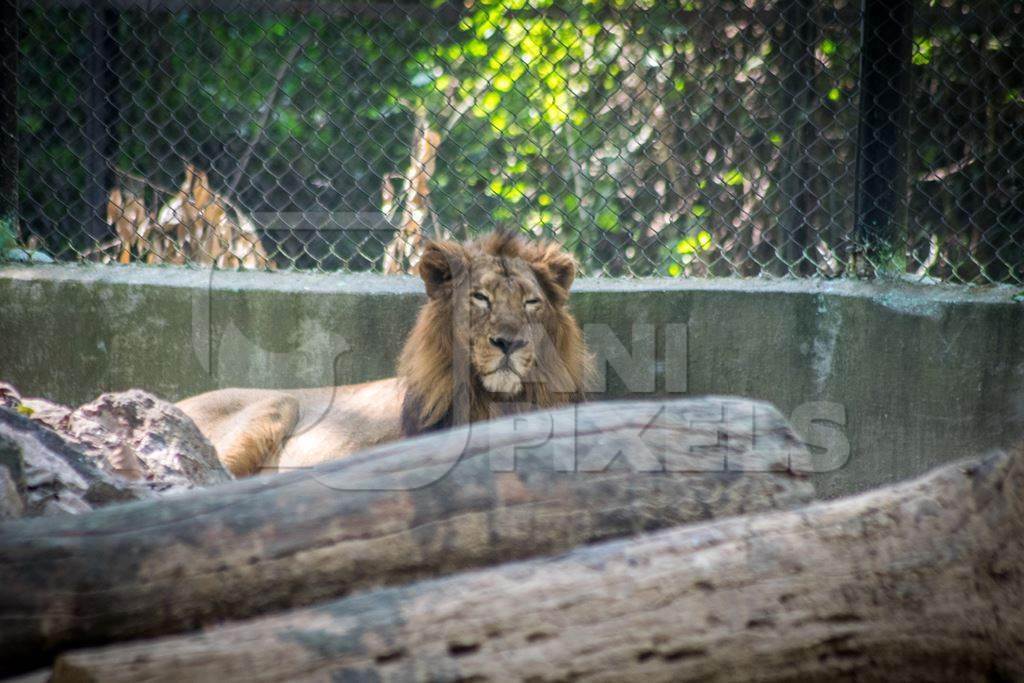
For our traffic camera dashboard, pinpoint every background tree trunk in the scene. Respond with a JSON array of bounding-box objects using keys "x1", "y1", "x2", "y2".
[
  {"x1": 0, "y1": 397, "x2": 813, "y2": 676},
  {"x1": 51, "y1": 444, "x2": 1024, "y2": 683},
  {"x1": 382, "y1": 111, "x2": 442, "y2": 274}
]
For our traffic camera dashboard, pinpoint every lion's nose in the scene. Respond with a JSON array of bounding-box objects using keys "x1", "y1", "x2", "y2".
[{"x1": 490, "y1": 336, "x2": 527, "y2": 355}]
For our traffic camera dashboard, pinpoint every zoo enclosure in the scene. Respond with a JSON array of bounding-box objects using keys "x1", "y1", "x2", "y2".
[{"x1": 1, "y1": 0, "x2": 1022, "y2": 282}]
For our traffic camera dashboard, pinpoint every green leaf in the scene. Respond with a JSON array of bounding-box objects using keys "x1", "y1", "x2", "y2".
[
  {"x1": 675, "y1": 231, "x2": 712, "y2": 255},
  {"x1": 466, "y1": 39, "x2": 489, "y2": 58},
  {"x1": 481, "y1": 91, "x2": 502, "y2": 112},
  {"x1": 503, "y1": 182, "x2": 526, "y2": 203},
  {"x1": 596, "y1": 207, "x2": 618, "y2": 231},
  {"x1": 676, "y1": 238, "x2": 694, "y2": 255},
  {"x1": 519, "y1": 141, "x2": 540, "y2": 155},
  {"x1": 722, "y1": 169, "x2": 745, "y2": 186},
  {"x1": 912, "y1": 37, "x2": 932, "y2": 65},
  {"x1": 492, "y1": 74, "x2": 514, "y2": 92},
  {"x1": 696, "y1": 230, "x2": 712, "y2": 250},
  {"x1": 542, "y1": 91, "x2": 570, "y2": 126},
  {"x1": 489, "y1": 110, "x2": 510, "y2": 131}
]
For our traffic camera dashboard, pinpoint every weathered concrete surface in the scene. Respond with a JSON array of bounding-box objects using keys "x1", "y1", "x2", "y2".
[{"x1": 1, "y1": 264, "x2": 1022, "y2": 497}]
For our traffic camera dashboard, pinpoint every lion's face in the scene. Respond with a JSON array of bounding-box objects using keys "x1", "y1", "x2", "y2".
[
  {"x1": 399, "y1": 232, "x2": 588, "y2": 435},
  {"x1": 465, "y1": 254, "x2": 547, "y2": 395}
]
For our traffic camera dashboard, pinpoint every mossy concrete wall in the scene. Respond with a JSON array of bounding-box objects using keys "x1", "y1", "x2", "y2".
[{"x1": 2, "y1": 264, "x2": 1022, "y2": 497}]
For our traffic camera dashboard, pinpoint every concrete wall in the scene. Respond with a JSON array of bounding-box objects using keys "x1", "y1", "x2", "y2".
[{"x1": 2, "y1": 264, "x2": 1022, "y2": 497}]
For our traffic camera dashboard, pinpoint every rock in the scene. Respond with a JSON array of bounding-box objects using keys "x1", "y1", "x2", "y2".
[
  {"x1": 0, "y1": 382, "x2": 22, "y2": 411},
  {"x1": 66, "y1": 390, "x2": 231, "y2": 492},
  {"x1": 0, "y1": 385, "x2": 231, "y2": 517},
  {"x1": 1, "y1": 382, "x2": 74, "y2": 433},
  {"x1": 20, "y1": 398, "x2": 73, "y2": 433},
  {"x1": 0, "y1": 409, "x2": 151, "y2": 517}
]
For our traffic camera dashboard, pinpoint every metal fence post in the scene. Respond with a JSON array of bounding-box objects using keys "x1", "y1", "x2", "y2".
[
  {"x1": 0, "y1": 0, "x2": 17, "y2": 241},
  {"x1": 84, "y1": 6, "x2": 119, "y2": 244},
  {"x1": 778, "y1": 0, "x2": 818, "y2": 276},
  {"x1": 852, "y1": 0, "x2": 913, "y2": 276}
]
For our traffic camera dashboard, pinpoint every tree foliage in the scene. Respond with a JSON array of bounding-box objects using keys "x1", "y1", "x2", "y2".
[{"x1": 14, "y1": 0, "x2": 1024, "y2": 281}]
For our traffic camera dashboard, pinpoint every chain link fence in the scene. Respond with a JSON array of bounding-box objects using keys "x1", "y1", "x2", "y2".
[{"x1": 2, "y1": 0, "x2": 1022, "y2": 283}]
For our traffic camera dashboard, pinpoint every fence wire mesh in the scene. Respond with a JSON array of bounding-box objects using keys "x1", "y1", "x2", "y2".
[{"x1": 3, "y1": 0, "x2": 1023, "y2": 283}]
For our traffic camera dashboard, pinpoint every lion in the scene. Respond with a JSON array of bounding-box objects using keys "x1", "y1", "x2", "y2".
[{"x1": 177, "y1": 232, "x2": 591, "y2": 476}]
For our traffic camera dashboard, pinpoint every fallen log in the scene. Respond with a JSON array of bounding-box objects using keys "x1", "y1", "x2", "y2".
[
  {"x1": 51, "y1": 444, "x2": 1024, "y2": 683},
  {"x1": 0, "y1": 397, "x2": 812, "y2": 676}
]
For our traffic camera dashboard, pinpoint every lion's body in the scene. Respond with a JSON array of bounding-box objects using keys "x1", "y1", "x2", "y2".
[
  {"x1": 178, "y1": 232, "x2": 590, "y2": 477},
  {"x1": 177, "y1": 379, "x2": 405, "y2": 475}
]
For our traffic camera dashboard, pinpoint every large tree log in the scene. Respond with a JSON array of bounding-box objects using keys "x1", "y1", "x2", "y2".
[
  {"x1": 51, "y1": 444, "x2": 1024, "y2": 682},
  {"x1": 0, "y1": 397, "x2": 813, "y2": 676}
]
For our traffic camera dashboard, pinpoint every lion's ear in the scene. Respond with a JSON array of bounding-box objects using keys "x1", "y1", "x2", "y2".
[
  {"x1": 533, "y1": 248, "x2": 576, "y2": 305},
  {"x1": 417, "y1": 241, "x2": 467, "y2": 298},
  {"x1": 544, "y1": 251, "x2": 575, "y2": 291}
]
